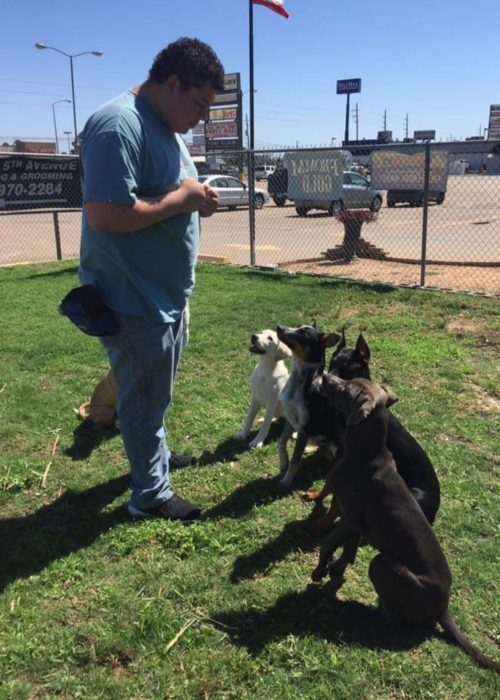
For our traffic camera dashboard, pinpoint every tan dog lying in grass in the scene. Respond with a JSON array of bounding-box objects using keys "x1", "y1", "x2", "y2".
[
  {"x1": 77, "y1": 303, "x2": 190, "y2": 430},
  {"x1": 78, "y1": 369, "x2": 118, "y2": 429}
]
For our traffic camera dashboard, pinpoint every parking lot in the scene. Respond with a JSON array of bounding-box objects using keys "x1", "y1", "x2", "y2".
[{"x1": 1, "y1": 174, "x2": 499, "y2": 293}]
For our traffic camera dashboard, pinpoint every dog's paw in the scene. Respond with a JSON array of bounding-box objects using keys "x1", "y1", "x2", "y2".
[
  {"x1": 327, "y1": 563, "x2": 346, "y2": 591},
  {"x1": 311, "y1": 565, "x2": 327, "y2": 583},
  {"x1": 277, "y1": 475, "x2": 293, "y2": 492},
  {"x1": 249, "y1": 438, "x2": 264, "y2": 449},
  {"x1": 301, "y1": 489, "x2": 321, "y2": 502},
  {"x1": 235, "y1": 430, "x2": 248, "y2": 441}
]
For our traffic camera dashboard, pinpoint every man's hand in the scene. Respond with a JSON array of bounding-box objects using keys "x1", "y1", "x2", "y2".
[
  {"x1": 176, "y1": 178, "x2": 208, "y2": 213},
  {"x1": 199, "y1": 184, "x2": 219, "y2": 218}
]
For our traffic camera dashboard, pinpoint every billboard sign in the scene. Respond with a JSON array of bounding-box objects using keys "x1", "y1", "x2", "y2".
[
  {"x1": 413, "y1": 130, "x2": 436, "y2": 141},
  {"x1": 212, "y1": 92, "x2": 239, "y2": 106},
  {"x1": 223, "y1": 73, "x2": 240, "y2": 92},
  {"x1": 209, "y1": 108, "x2": 238, "y2": 122},
  {"x1": 206, "y1": 122, "x2": 238, "y2": 138},
  {"x1": 206, "y1": 72, "x2": 243, "y2": 152},
  {"x1": 336, "y1": 78, "x2": 362, "y2": 95},
  {"x1": 283, "y1": 150, "x2": 343, "y2": 201},
  {"x1": 204, "y1": 139, "x2": 241, "y2": 150},
  {"x1": 488, "y1": 104, "x2": 500, "y2": 140},
  {"x1": 370, "y1": 151, "x2": 449, "y2": 191},
  {"x1": 0, "y1": 155, "x2": 81, "y2": 210}
]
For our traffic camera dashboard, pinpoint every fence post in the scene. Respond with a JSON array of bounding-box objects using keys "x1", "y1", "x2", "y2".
[
  {"x1": 419, "y1": 142, "x2": 431, "y2": 287},
  {"x1": 52, "y1": 211, "x2": 62, "y2": 261},
  {"x1": 247, "y1": 149, "x2": 256, "y2": 266}
]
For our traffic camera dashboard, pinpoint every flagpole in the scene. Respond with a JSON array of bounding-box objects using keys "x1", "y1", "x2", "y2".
[
  {"x1": 249, "y1": 0, "x2": 255, "y2": 151},
  {"x1": 248, "y1": 0, "x2": 256, "y2": 265}
]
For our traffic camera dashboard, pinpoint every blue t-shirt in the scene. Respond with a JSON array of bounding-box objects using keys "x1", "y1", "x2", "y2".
[{"x1": 79, "y1": 89, "x2": 200, "y2": 322}]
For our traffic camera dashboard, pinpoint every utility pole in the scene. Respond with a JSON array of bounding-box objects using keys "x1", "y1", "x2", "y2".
[
  {"x1": 405, "y1": 113, "x2": 409, "y2": 139},
  {"x1": 344, "y1": 93, "x2": 351, "y2": 144},
  {"x1": 352, "y1": 102, "x2": 359, "y2": 140},
  {"x1": 383, "y1": 109, "x2": 387, "y2": 131}
]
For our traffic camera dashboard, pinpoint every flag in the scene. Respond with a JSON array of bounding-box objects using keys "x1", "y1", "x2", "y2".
[{"x1": 253, "y1": 0, "x2": 289, "y2": 19}]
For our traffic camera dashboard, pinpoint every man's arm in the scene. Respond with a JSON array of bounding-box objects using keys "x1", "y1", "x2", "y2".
[{"x1": 85, "y1": 177, "x2": 208, "y2": 233}]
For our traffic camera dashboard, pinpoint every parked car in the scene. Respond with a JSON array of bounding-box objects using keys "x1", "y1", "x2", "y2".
[
  {"x1": 254, "y1": 164, "x2": 276, "y2": 181},
  {"x1": 198, "y1": 174, "x2": 269, "y2": 210},
  {"x1": 294, "y1": 171, "x2": 383, "y2": 216},
  {"x1": 386, "y1": 189, "x2": 445, "y2": 207},
  {"x1": 267, "y1": 167, "x2": 288, "y2": 206}
]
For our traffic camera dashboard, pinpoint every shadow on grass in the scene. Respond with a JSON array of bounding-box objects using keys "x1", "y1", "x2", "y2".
[
  {"x1": 230, "y1": 513, "x2": 323, "y2": 583},
  {"x1": 25, "y1": 265, "x2": 79, "y2": 279},
  {"x1": 212, "y1": 582, "x2": 434, "y2": 656},
  {"x1": 0, "y1": 474, "x2": 129, "y2": 594},
  {"x1": 241, "y1": 267, "x2": 399, "y2": 295},
  {"x1": 195, "y1": 420, "x2": 285, "y2": 469},
  {"x1": 64, "y1": 420, "x2": 121, "y2": 460},
  {"x1": 203, "y1": 446, "x2": 330, "y2": 521}
]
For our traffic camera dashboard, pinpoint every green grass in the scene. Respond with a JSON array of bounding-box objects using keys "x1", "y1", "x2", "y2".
[{"x1": 0, "y1": 261, "x2": 499, "y2": 699}]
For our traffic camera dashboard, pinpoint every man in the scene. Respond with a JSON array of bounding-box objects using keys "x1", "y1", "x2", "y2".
[{"x1": 79, "y1": 38, "x2": 225, "y2": 521}]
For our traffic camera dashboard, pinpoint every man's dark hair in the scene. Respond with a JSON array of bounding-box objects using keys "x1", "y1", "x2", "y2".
[{"x1": 149, "y1": 37, "x2": 225, "y2": 92}]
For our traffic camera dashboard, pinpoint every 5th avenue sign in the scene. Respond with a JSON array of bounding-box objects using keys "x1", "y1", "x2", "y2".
[{"x1": 0, "y1": 155, "x2": 82, "y2": 210}]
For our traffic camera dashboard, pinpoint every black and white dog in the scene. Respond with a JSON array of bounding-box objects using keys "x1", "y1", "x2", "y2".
[{"x1": 276, "y1": 324, "x2": 341, "y2": 490}]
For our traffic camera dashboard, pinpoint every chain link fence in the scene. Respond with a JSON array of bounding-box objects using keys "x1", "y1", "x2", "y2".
[{"x1": 1, "y1": 144, "x2": 499, "y2": 295}]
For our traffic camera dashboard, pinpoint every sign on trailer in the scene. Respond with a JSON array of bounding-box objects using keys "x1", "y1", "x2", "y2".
[
  {"x1": 370, "y1": 150, "x2": 449, "y2": 191},
  {"x1": 283, "y1": 150, "x2": 343, "y2": 201}
]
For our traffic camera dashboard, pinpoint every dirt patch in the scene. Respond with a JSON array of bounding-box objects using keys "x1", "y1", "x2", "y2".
[
  {"x1": 278, "y1": 258, "x2": 500, "y2": 296},
  {"x1": 446, "y1": 315, "x2": 500, "y2": 351},
  {"x1": 468, "y1": 382, "x2": 500, "y2": 413},
  {"x1": 447, "y1": 318, "x2": 485, "y2": 335}
]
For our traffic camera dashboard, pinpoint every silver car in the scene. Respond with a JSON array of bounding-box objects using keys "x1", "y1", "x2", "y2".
[
  {"x1": 295, "y1": 171, "x2": 383, "y2": 216},
  {"x1": 198, "y1": 174, "x2": 269, "y2": 210}
]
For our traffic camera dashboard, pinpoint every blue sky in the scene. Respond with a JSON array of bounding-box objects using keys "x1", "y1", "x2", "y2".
[{"x1": 1, "y1": 0, "x2": 499, "y2": 148}]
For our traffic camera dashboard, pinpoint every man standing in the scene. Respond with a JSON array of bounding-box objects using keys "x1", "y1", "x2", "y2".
[{"x1": 79, "y1": 38, "x2": 225, "y2": 521}]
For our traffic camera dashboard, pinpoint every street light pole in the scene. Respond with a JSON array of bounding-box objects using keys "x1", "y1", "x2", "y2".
[
  {"x1": 52, "y1": 99, "x2": 71, "y2": 154},
  {"x1": 35, "y1": 43, "x2": 103, "y2": 150},
  {"x1": 69, "y1": 55, "x2": 77, "y2": 149}
]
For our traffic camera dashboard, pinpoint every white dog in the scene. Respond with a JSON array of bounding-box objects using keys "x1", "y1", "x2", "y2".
[{"x1": 237, "y1": 330, "x2": 292, "y2": 448}]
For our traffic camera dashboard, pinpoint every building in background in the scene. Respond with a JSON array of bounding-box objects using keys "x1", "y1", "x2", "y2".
[{"x1": 13, "y1": 140, "x2": 55, "y2": 154}]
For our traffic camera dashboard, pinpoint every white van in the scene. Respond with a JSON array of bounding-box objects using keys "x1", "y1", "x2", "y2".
[{"x1": 255, "y1": 164, "x2": 275, "y2": 181}]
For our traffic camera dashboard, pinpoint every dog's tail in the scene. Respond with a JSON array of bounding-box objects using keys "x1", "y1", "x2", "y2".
[
  {"x1": 439, "y1": 611, "x2": 500, "y2": 673},
  {"x1": 77, "y1": 401, "x2": 91, "y2": 421}
]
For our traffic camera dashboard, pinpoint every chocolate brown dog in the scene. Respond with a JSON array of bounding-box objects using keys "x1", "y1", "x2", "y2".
[
  {"x1": 305, "y1": 331, "x2": 440, "y2": 531},
  {"x1": 311, "y1": 375, "x2": 499, "y2": 673},
  {"x1": 78, "y1": 368, "x2": 118, "y2": 429}
]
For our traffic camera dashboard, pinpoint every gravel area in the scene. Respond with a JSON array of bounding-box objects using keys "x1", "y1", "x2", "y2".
[{"x1": 278, "y1": 257, "x2": 500, "y2": 296}]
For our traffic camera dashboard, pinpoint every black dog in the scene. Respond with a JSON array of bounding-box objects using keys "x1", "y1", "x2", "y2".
[
  {"x1": 276, "y1": 324, "x2": 341, "y2": 490},
  {"x1": 311, "y1": 375, "x2": 499, "y2": 673},
  {"x1": 305, "y1": 331, "x2": 440, "y2": 529}
]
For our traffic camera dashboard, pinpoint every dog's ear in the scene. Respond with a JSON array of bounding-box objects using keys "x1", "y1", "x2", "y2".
[
  {"x1": 276, "y1": 340, "x2": 292, "y2": 360},
  {"x1": 346, "y1": 392, "x2": 377, "y2": 426},
  {"x1": 380, "y1": 384, "x2": 398, "y2": 407},
  {"x1": 329, "y1": 327, "x2": 346, "y2": 360},
  {"x1": 355, "y1": 334, "x2": 370, "y2": 362},
  {"x1": 311, "y1": 318, "x2": 317, "y2": 329},
  {"x1": 321, "y1": 332, "x2": 341, "y2": 349}
]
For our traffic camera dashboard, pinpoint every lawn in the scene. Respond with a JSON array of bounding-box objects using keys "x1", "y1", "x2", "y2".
[{"x1": 0, "y1": 261, "x2": 499, "y2": 699}]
